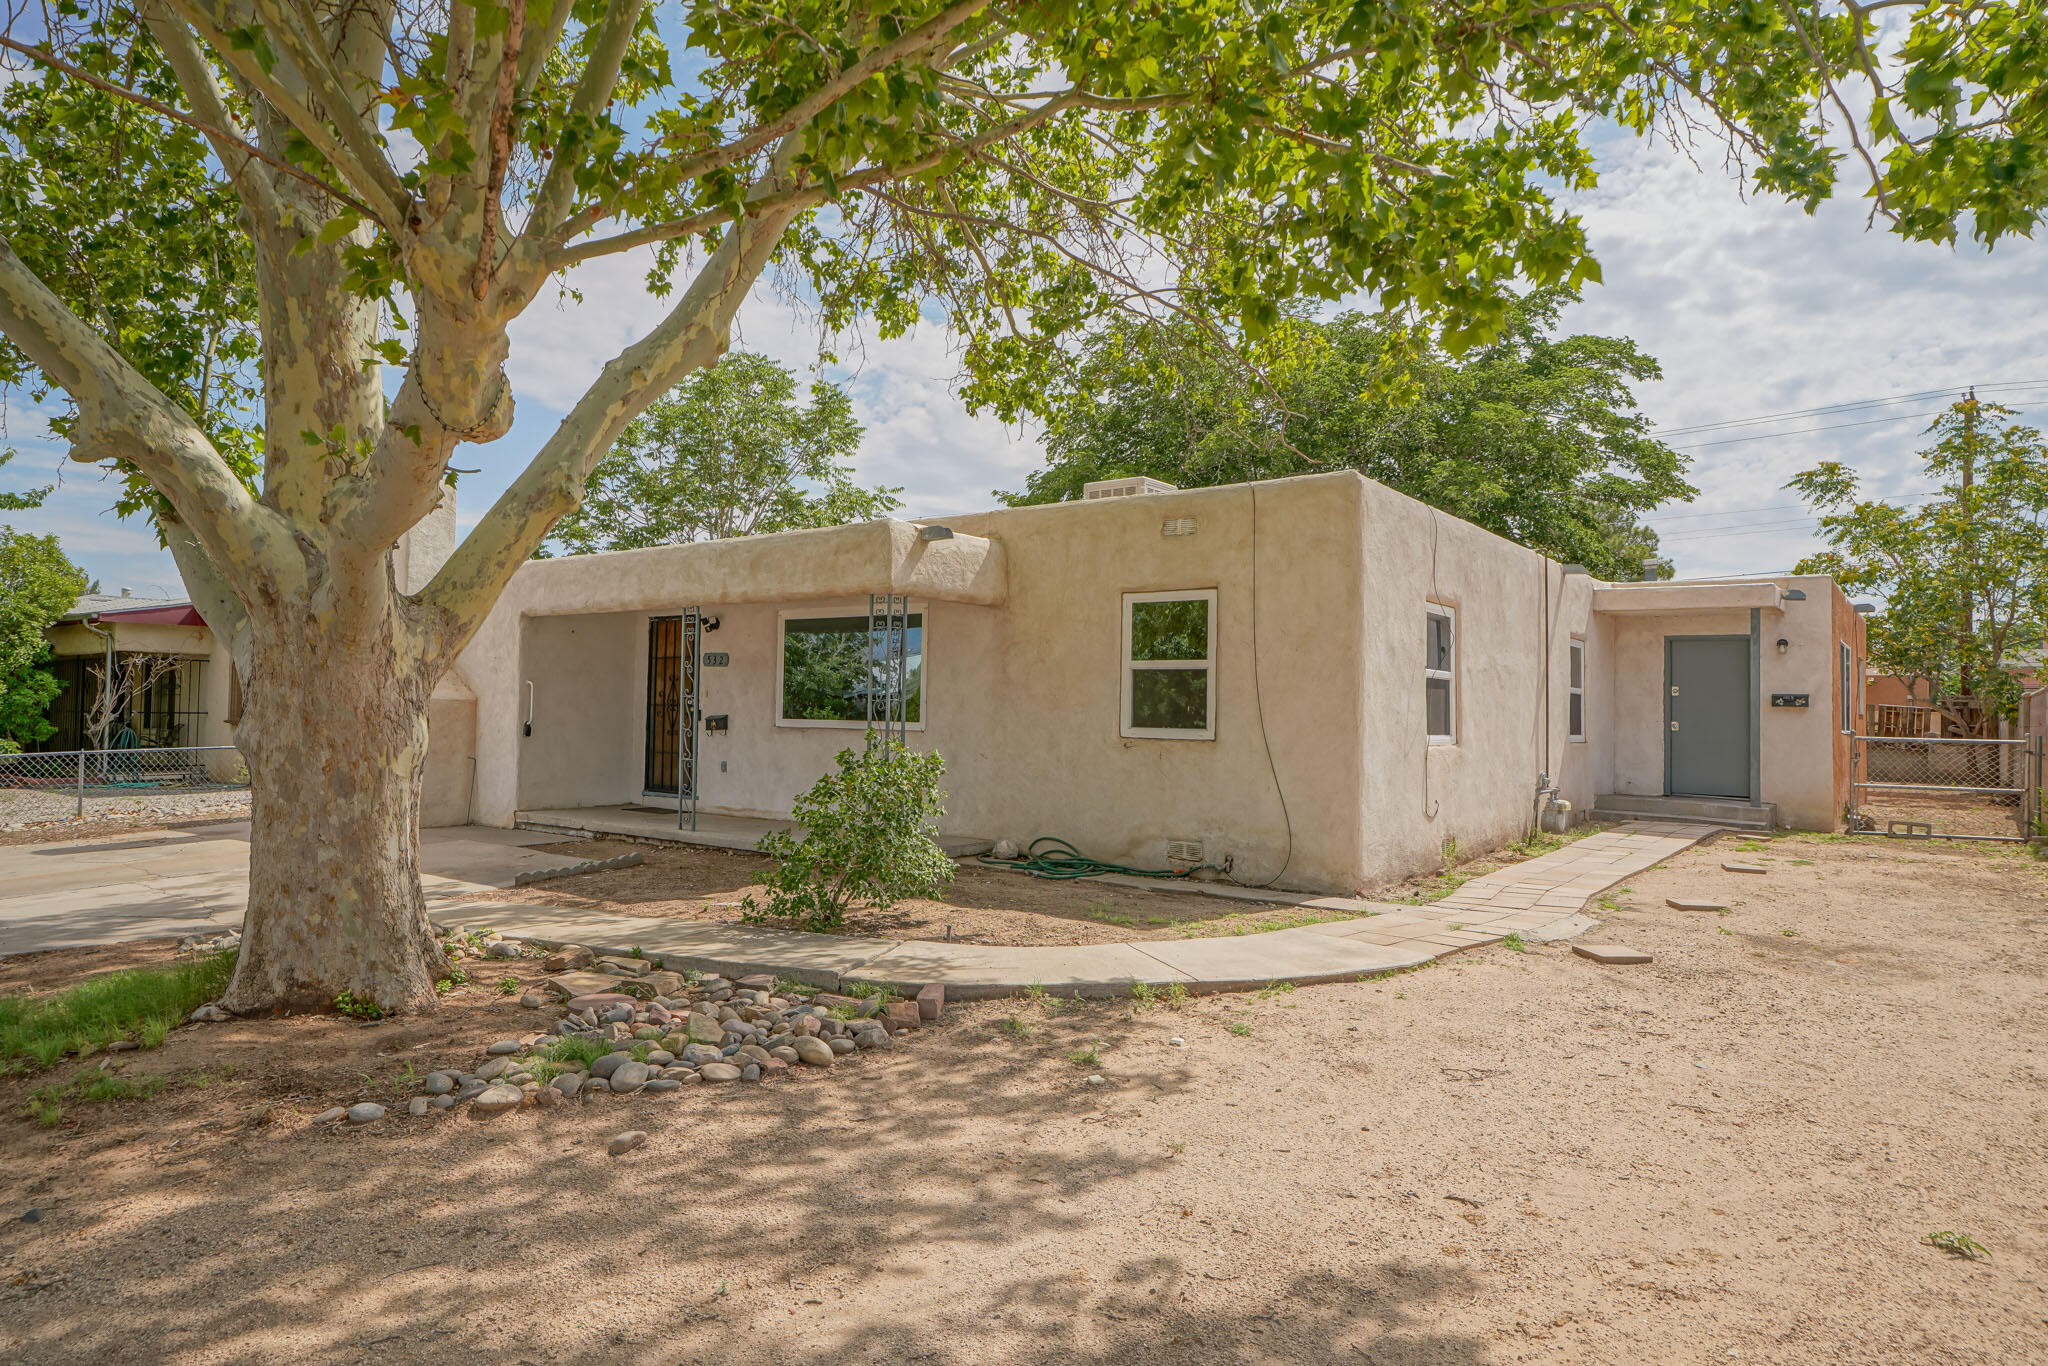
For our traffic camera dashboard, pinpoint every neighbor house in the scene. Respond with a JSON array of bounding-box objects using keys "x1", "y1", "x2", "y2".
[
  {"x1": 429, "y1": 470, "x2": 1868, "y2": 895},
  {"x1": 34, "y1": 591, "x2": 240, "y2": 753}
]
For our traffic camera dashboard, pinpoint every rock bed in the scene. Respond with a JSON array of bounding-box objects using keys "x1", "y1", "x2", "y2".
[{"x1": 315, "y1": 944, "x2": 940, "y2": 1126}]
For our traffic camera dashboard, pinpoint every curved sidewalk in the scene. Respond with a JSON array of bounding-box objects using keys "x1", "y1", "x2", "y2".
[{"x1": 445, "y1": 822, "x2": 1718, "y2": 998}]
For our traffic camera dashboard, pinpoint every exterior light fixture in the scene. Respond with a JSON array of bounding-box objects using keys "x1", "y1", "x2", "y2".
[
  {"x1": 1776, "y1": 637, "x2": 1790, "y2": 654},
  {"x1": 918, "y1": 525, "x2": 955, "y2": 541},
  {"x1": 1780, "y1": 588, "x2": 1808, "y2": 601},
  {"x1": 1854, "y1": 603, "x2": 1877, "y2": 615}
]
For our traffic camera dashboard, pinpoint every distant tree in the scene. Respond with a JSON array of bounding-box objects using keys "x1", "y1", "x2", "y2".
[
  {"x1": 1001, "y1": 292, "x2": 1691, "y2": 580},
  {"x1": 0, "y1": 527, "x2": 87, "y2": 750},
  {"x1": 0, "y1": 448, "x2": 52, "y2": 512},
  {"x1": 544, "y1": 354, "x2": 898, "y2": 555},
  {"x1": 1790, "y1": 398, "x2": 2048, "y2": 735}
]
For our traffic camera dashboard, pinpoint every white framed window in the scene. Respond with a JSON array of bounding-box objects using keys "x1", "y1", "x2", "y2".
[
  {"x1": 1425, "y1": 603, "x2": 1456, "y2": 744},
  {"x1": 1121, "y1": 589, "x2": 1215, "y2": 740},
  {"x1": 1568, "y1": 637, "x2": 1586, "y2": 742},
  {"x1": 776, "y1": 607, "x2": 925, "y2": 730}
]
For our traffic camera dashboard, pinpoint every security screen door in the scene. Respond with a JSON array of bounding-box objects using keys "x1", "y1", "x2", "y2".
[{"x1": 1665, "y1": 635, "x2": 1752, "y2": 799}]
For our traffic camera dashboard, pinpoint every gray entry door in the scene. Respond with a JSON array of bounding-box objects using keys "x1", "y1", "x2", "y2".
[{"x1": 1666, "y1": 635, "x2": 1752, "y2": 799}]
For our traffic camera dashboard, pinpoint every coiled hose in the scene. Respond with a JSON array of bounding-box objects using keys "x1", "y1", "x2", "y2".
[{"x1": 979, "y1": 836, "x2": 1191, "y2": 881}]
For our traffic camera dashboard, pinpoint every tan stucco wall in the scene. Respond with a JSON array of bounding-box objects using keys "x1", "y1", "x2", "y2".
[
  {"x1": 454, "y1": 472, "x2": 1857, "y2": 888},
  {"x1": 420, "y1": 696, "x2": 477, "y2": 827}
]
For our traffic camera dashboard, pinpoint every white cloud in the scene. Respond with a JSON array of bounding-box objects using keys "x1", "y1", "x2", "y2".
[{"x1": 1556, "y1": 131, "x2": 2048, "y2": 580}]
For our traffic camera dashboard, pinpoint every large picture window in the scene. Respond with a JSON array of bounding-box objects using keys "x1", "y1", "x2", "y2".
[
  {"x1": 1122, "y1": 590, "x2": 1215, "y2": 739},
  {"x1": 778, "y1": 612, "x2": 923, "y2": 728},
  {"x1": 1425, "y1": 604, "x2": 1456, "y2": 744}
]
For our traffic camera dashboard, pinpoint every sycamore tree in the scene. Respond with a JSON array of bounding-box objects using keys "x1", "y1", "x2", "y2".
[
  {"x1": 1791, "y1": 398, "x2": 2048, "y2": 735},
  {"x1": 0, "y1": 1, "x2": 2041, "y2": 1015},
  {"x1": 1001, "y1": 292, "x2": 1690, "y2": 579},
  {"x1": 544, "y1": 350, "x2": 896, "y2": 553}
]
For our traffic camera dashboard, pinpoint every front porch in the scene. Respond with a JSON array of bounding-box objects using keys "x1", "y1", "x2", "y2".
[{"x1": 514, "y1": 804, "x2": 996, "y2": 858}]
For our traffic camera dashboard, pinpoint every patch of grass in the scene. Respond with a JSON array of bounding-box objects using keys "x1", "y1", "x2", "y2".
[
  {"x1": 1128, "y1": 980, "x2": 1158, "y2": 1008},
  {"x1": 1256, "y1": 980, "x2": 1296, "y2": 999},
  {"x1": 1781, "y1": 929, "x2": 1799, "y2": 938},
  {"x1": 0, "y1": 950, "x2": 235, "y2": 1072},
  {"x1": 435, "y1": 968, "x2": 469, "y2": 995},
  {"x1": 1924, "y1": 1230, "x2": 1988, "y2": 1260},
  {"x1": 1501, "y1": 931, "x2": 1527, "y2": 953},
  {"x1": 629, "y1": 945, "x2": 644, "y2": 959},
  {"x1": 540, "y1": 1034, "x2": 611, "y2": 1069},
  {"x1": 333, "y1": 990, "x2": 383, "y2": 1020},
  {"x1": 995, "y1": 1016, "x2": 1032, "y2": 1041},
  {"x1": 842, "y1": 981, "x2": 900, "y2": 1005},
  {"x1": 773, "y1": 977, "x2": 812, "y2": 998},
  {"x1": 1225, "y1": 1021, "x2": 1252, "y2": 1038},
  {"x1": 1187, "y1": 907, "x2": 1365, "y2": 938},
  {"x1": 1791, "y1": 858, "x2": 1814, "y2": 866},
  {"x1": 522, "y1": 1057, "x2": 562, "y2": 1084},
  {"x1": 1067, "y1": 1042, "x2": 1103, "y2": 1068},
  {"x1": 1145, "y1": 916, "x2": 1174, "y2": 927},
  {"x1": 1023, "y1": 982, "x2": 1067, "y2": 1016},
  {"x1": 1160, "y1": 981, "x2": 1191, "y2": 1010},
  {"x1": 1165, "y1": 1139, "x2": 1186, "y2": 1156},
  {"x1": 496, "y1": 977, "x2": 520, "y2": 994},
  {"x1": 23, "y1": 1067, "x2": 173, "y2": 1126}
]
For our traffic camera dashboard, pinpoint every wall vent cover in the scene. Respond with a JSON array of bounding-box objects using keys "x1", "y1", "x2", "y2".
[
  {"x1": 1161, "y1": 516, "x2": 1197, "y2": 537},
  {"x1": 1165, "y1": 839, "x2": 1203, "y2": 863}
]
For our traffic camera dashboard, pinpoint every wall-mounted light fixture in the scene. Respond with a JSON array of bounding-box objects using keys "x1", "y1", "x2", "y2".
[
  {"x1": 1854, "y1": 603, "x2": 1877, "y2": 616},
  {"x1": 1780, "y1": 588, "x2": 1808, "y2": 601},
  {"x1": 917, "y1": 524, "x2": 955, "y2": 541},
  {"x1": 1776, "y1": 637, "x2": 1790, "y2": 655},
  {"x1": 701, "y1": 615, "x2": 721, "y2": 632}
]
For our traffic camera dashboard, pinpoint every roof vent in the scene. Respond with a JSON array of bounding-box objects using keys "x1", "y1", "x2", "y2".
[{"x1": 1082, "y1": 476, "x2": 1177, "y2": 501}]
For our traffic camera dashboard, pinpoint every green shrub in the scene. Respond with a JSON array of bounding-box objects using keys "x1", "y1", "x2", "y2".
[{"x1": 742, "y1": 739, "x2": 954, "y2": 932}]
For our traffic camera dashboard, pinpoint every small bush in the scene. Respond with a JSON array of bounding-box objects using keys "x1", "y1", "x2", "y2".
[
  {"x1": 333, "y1": 990, "x2": 383, "y2": 1020},
  {"x1": 0, "y1": 950, "x2": 235, "y2": 1070},
  {"x1": 742, "y1": 739, "x2": 954, "y2": 933}
]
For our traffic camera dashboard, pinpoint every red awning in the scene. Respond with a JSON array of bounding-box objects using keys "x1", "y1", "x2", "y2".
[{"x1": 88, "y1": 604, "x2": 205, "y2": 627}]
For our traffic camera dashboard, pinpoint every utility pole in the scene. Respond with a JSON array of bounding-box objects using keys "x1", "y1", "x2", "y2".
[{"x1": 1957, "y1": 387, "x2": 1978, "y2": 735}]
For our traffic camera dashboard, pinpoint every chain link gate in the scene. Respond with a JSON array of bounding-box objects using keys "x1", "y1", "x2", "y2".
[{"x1": 1851, "y1": 735, "x2": 2027, "y2": 841}]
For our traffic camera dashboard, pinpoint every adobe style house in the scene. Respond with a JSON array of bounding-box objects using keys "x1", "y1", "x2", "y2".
[{"x1": 430, "y1": 470, "x2": 1869, "y2": 895}]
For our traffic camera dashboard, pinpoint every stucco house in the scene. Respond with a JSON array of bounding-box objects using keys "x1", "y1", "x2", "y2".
[
  {"x1": 429, "y1": 470, "x2": 1868, "y2": 895},
  {"x1": 34, "y1": 591, "x2": 240, "y2": 753}
]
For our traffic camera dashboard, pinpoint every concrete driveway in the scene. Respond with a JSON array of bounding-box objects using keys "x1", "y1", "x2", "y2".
[{"x1": 0, "y1": 822, "x2": 579, "y2": 956}]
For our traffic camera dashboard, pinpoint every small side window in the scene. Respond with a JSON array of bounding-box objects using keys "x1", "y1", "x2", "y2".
[
  {"x1": 1122, "y1": 590, "x2": 1216, "y2": 740},
  {"x1": 1568, "y1": 638, "x2": 1586, "y2": 742},
  {"x1": 1425, "y1": 605, "x2": 1455, "y2": 744},
  {"x1": 1840, "y1": 641, "x2": 1853, "y2": 733}
]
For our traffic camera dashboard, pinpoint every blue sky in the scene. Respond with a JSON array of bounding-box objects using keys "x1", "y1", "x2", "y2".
[{"x1": 4, "y1": 106, "x2": 2045, "y2": 598}]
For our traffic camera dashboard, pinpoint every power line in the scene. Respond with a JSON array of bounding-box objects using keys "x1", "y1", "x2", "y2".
[
  {"x1": 1668, "y1": 402, "x2": 2044, "y2": 451},
  {"x1": 1646, "y1": 489, "x2": 1936, "y2": 528},
  {"x1": 1654, "y1": 379, "x2": 2048, "y2": 439}
]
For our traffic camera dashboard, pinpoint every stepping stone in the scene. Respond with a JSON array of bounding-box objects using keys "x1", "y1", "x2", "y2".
[
  {"x1": 1666, "y1": 898, "x2": 1725, "y2": 912},
  {"x1": 1721, "y1": 862, "x2": 1768, "y2": 874},
  {"x1": 1572, "y1": 944, "x2": 1652, "y2": 965}
]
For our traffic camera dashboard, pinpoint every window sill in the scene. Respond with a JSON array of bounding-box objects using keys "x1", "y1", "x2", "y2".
[
  {"x1": 777, "y1": 718, "x2": 927, "y2": 732},
  {"x1": 1568, "y1": 736, "x2": 1588, "y2": 744},
  {"x1": 1426, "y1": 735, "x2": 1457, "y2": 747},
  {"x1": 1122, "y1": 727, "x2": 1215, "y2": 741}
]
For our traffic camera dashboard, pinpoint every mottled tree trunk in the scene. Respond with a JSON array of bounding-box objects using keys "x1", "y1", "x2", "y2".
[{"x1": 221, "y1": 607, "x2": 444, "y2": 1015}]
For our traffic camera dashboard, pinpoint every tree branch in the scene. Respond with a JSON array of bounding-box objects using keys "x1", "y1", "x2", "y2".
[
  {"x1": 420, "y1": 176, "x2": 808, "y2": 665},
  {"x1": 164, "y1": 0, "x2": 406, "y2": 227},
  {"x1": 0, "y1": 33, "x2": 367, "y2": 217},
  {"x1": 0, "y1": 236, "x2": 299, "y2": 599},
  {"x1": 525, "y1": 0, "x2": 650, "y2": 237},
  {"x1": 475, "y1": 0, "x2": 527, "y2": 299}
]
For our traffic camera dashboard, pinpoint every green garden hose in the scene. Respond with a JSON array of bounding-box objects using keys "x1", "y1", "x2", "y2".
[{"x1": 979, "y1": 836, "x2": 1191, "y2": 881}]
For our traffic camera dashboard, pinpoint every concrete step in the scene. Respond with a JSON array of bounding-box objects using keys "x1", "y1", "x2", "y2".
[{"x1": 1593, "y1": 795, "x2": 1777, "y2": 829}]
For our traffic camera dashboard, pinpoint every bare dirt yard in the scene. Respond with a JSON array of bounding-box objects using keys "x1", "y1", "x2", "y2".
[
  {"x1": 459, "y1": 831, "x2": 1583, "y2": 945},
  {"x1": 0, "y1": 830, "x2": 2043, "y2": 1364}
]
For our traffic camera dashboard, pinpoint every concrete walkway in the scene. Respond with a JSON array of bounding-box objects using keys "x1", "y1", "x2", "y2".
[
  {"x1": 451, "y1": 821, "x2": 1718, "y2": 998},
  {"x1": 0, "y1": 822, "x2": 601, "y2": 956}
]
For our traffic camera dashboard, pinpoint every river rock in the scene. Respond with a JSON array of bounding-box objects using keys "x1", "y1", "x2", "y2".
[
  {"x1": 424, "y1": 1071, "x2": 455, "y2": 1095},
  {"x1": 609, "y1": 1060, "x2": 651, "y2": 1093},
  {"x1": 553, "y1": 1073, "x2": 583, "y2": 1098},
  {"x1": 608, "y1": 1130, "x2": 648, "y2": 1156},
  {"x1": 407, "y1": 1097, "x2": 431, "y2": 1117},
  {"x1": 471, "y1": 1085, "x2": 524, "y2": 1117},
  {"x1": 793, "y1": 1036, "x2": 835, "y2": 1067},
  {"x1": 699, "y1": 1062, "x2": 742, "y2": 1082}
]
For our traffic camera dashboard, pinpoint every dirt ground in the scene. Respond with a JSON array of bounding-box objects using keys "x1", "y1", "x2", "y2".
[
  {"x1": 462, "y1": 832, "x2": 1580, "y2": 944},
  {"x1": 0, "y1": 830, "x2": 2044, "y2": 1364}
]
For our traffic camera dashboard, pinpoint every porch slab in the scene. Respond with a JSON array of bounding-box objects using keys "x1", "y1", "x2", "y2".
[{"x1": 515, "y1": 805, "x2": 994, "y2": 858}]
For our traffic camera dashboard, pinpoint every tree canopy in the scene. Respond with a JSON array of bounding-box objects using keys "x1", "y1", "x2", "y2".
[
  {"x1": 543, "y1": 351, "x2": 896, "y2": 554},
  {"x1": 1001, "y1": 291, "x2": 1690, "y2": 579},
  {"x1": 1790, "y1": 398, "x2": 2048, "y2": 733},
  {"x1": 0, "y1": 526, "x2": 87, "y2": 751}
]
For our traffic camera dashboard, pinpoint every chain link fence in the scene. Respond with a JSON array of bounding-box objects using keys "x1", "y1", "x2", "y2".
[
  {"x1": 0, "y1": 746, "x2": 250, "y2": 829},
  {"x1": 1852, "y1": 736, "x2": 2025, "y2": 840}
]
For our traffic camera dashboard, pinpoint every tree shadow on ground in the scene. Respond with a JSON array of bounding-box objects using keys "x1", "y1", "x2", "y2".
[{"x1": 0, "y1": 998, "x2": 1489, "y2": 1365}]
